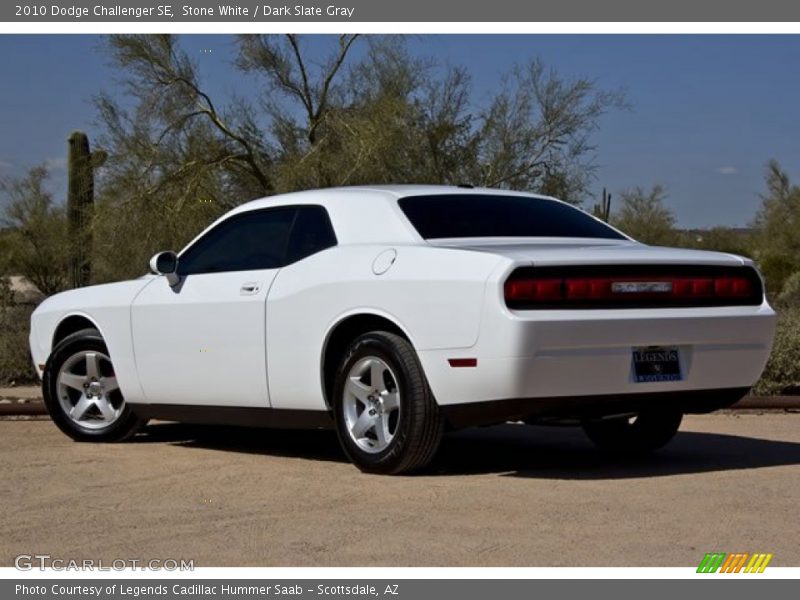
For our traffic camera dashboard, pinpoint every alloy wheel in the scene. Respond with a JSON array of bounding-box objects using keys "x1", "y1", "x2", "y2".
[
  {"x1": 342, "y1": 356, "x2": 401, "y2": 453},
  {"x1": 56, "y1": 350, "x2": 123, "y2": 429}
]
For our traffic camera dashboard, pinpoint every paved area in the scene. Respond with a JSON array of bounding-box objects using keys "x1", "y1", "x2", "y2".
[{"x1": 1, "y1": 413, "x2": 799, "y2": 567}]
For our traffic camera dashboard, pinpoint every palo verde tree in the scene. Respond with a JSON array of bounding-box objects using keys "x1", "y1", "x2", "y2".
[
  {"x1": 92, "y1": 34, "x2": 625, "y2": 279},
  {"x1": 92, "y1": 34, "x2": 276, "y2": 279}
]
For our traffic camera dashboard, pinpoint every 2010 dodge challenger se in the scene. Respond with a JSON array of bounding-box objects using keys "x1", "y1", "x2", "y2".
[{"x1": 29, "y1": 185, "x2": 776, "y2": 474}]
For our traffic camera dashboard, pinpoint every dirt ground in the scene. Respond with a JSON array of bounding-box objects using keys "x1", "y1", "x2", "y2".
[{"x1": 1, "y1": 413, "x2": 799, "y2": 567}]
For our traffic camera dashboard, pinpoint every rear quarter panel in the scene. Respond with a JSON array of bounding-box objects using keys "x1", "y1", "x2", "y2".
[{"x1": 265, "y1": 245, "x2": 504, "y2": 410}]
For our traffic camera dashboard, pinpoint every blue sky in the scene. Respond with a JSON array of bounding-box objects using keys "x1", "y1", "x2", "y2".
[{"x1": 0, "y1": 34, "x2": 798, "y2": 228}]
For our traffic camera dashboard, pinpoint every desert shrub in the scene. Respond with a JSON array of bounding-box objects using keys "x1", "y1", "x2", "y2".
[
  {"x1": 753, "y1": 307, "x2": 800, "y2": 395},
  {"x1": 750, "y1": 161, "x2": 800, "y2": 297},
  {"x1": 0, "y1": 278, "x2": 37, "y2": 385},
  {"x1": 775, "y1": 271, "x2": 800, "y2": 309}
]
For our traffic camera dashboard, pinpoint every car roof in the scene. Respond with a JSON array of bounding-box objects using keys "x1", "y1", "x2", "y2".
[
  {"x1": 209, "y1": 185, "x2": 563, "y2": 247},
  {"x1": 228, "y1": 184, "x2": 556, "y2": 213}
]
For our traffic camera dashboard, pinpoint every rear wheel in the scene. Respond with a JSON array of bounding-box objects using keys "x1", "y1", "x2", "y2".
[
  {"x1": 332, "y1": 331, "x2": 443, "y2": 474},
  {"x1": 582, "y1": 410, "x2": 683, "y2": 453},
  {"x1": 43, "y1": 328, "x2": 146, "y2": 442}
]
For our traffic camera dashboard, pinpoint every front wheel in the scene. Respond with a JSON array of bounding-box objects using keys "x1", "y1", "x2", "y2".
[
  {"x1": 332, "y1": 331, "x2": 443, "y2": 474},
  {"x1": 582, "y1": 410, "x2": 683, "y2": 454},
  {"x1": 43, "y1": 328, "x2": 146, "y2": 442}
]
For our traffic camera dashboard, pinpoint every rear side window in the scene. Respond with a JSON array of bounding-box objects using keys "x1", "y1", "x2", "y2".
[
  {"x1": 398, "y1": 194, "x2": 625, "y2": 240},
  {"x1": 286, "y1": 205, "x2": 337, "y2": 264},
  {"x1": 178, "y1": 208, "x2": 297, "y2": 275}
]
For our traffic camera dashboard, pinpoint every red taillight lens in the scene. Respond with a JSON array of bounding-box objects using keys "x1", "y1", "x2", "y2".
[
  {"x1": 565, "y1": 278, "x2": 612, "y2": 299},
  {"x1": 504, "y1": 277, "x2": 562, "y2": 302},
  {"x1": 504, "y1": 268, "x2": 761, "y2": 308},
  {"x1": 672, "y1": 278, "x2": 714, "y2": 298},
  {"x1": 714, "y1": 276, "x2": 753, "y2": 297}
]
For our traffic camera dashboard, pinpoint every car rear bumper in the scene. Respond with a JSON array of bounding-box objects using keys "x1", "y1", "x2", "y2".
[{"x1": 417, "y1": 304, "x2": 775, "y2": 418}]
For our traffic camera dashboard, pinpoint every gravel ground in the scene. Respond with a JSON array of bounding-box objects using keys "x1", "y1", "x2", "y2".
[{"x1": 1, "y1": 413, "x2": 799, "y2": 567}]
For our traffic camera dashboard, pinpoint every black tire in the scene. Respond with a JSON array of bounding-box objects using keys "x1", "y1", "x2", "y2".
[
  {"x1": 42, "y1": 328, "x2": 146, "y2": 442},
  {"x1": 332, "y1": 331, "x2": 443, "y2": 474},
  {"x1": 582, "y1": 410, "x2": 683, "y2": 454}
]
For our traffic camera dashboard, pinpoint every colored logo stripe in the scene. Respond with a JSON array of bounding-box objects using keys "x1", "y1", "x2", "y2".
[
  {"x1": 720, "y1": 553, "x2": 749, "y2": 573},
  {"x1": 697, "y1": 552, "x2": 773, "y2": 573},
  {"x1": 697, "y1": 553, "x2": 726, "y2": 573},
  {"x1": 745, "y1": 553, "x2": 773, "y2": 573}
]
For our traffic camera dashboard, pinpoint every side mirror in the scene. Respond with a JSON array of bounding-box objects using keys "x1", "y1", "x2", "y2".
[{"x1": 149, "y1": 251, "x2": 180, "y2": 286}]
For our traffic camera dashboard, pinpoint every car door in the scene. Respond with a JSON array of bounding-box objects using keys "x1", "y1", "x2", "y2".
[{"x1": 131, "y1": 206, "x2": 298, "y2": 407}]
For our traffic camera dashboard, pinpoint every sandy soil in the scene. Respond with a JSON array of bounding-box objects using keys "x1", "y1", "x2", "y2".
[{"x1": 1, "y1": 413, "x2": 798, "y2": 567}]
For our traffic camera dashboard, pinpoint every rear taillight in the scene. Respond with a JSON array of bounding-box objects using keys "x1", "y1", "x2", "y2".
[
  {"x1": 504, "y1": 266, "x2": 762, "y2": 309},
  {"x1": 505, "y1": 277, "x2": 563, "y2": 303},
  {"x1": 714, "y1": 276, "x2": 754, "y2": 297}
]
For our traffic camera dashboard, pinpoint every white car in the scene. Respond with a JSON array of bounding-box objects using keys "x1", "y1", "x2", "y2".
[{"x1": 29, "y1": 185, "x2": 776, "y2": 473}]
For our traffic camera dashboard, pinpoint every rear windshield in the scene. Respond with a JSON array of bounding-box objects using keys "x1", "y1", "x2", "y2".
[{"x1": 398, "y1": 194, "x2": 625, "y2": 240}]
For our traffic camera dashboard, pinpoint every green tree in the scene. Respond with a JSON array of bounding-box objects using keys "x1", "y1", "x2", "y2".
[
  {"x1": 92, "y1": 34, "x2": 625, "y2": 279},
  {"x1": 471, "y1": 60, "x2": 625, "y2": 201},
  {"x1": 91, "y1": 35, "x2": 275, "y2": 280},
  {"x1": 0, "y1": 166, "x2": 70, "y2": 295},
  {"x1": 750, "y1": 160, "x2": 800, "y2": 297},
  {"x1": 612, "y1": 185, "x2": 679, "y2": 245}
]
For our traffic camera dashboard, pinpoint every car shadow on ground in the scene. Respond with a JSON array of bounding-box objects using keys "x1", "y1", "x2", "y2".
[
  {"x1": 430, "y1": 422, "x2": 800, "y2": 479},
  {"x1": 132, "y1": 419, "x2": 800, "y2": 479},
  {"x1": 132, "y1": 422, "x2": 348, "y2": 462}
]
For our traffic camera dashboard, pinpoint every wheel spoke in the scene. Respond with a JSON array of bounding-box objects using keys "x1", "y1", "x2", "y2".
[
  {"x1": 94, "y1": 396, "x2": 117, "y2": 422},
  {"x1": 373, "y1": 414, "x2": 388, "y2": 447},
  {"x1": 85, "y1": 352, "x2": 100, "y2": 379},
  {"x1": 60, "y1": 372, "x2": 86, "y2": 391},
  {"x1": 346, "y1": 378, "x2": 371, "y2": 403},
  {"x1": 101, "y1": 376, "x2": 119, "y2": 393},
  {"x1": 370, "y1": 360, "x2": 385, "y2": 391},
  {"x1": 351, "y1": 409, "x2": 376, "y2": 438},
  {"x1": 70, "y1": 394, "x2": 93, "y2": 420},
  {"x1": 381, "y1": 391, "x2": 399, "y2": 412}
]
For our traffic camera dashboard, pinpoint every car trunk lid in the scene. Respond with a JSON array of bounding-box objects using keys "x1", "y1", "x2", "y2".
[{"x1": 427, "y1": 237, "x2": 748, "y2": 267}]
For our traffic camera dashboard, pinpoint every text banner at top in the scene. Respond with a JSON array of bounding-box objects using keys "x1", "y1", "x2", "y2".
[{"x1": 5, "y1": 0, "x2": 800, "y2": 22}]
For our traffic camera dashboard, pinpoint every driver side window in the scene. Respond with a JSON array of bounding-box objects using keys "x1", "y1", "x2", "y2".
[{"x1": 177, "y1": 207, "x2": 297, "y2": 276}]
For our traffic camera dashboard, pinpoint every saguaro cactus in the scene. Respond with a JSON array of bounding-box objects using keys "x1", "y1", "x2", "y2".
[
  {"x1": 592, "y1": 187, "x2": 612, "y2": 222},
  {"x1": 67, "y1": 131, "x2": 106, "y2": 288}
]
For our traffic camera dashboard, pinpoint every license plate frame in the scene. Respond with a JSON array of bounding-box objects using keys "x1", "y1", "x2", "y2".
[{"x1": 631, "y1": 346, "x2": 682, "y2": 383}]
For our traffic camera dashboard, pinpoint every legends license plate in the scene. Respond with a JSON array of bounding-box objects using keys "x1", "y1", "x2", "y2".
[{"x1": 632, "y1": 346, "x2": 682, "y2": 383}]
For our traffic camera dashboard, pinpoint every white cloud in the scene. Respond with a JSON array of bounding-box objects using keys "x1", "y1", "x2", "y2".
[
  {"x1": 717, "y1": 166, "x2": 737, "y2": 175},
  {"x1": 44, "y1": 156, "x2": 67, "y2": 171},
  {"x1": 0, "y1": 159, "x2": 12, "y2": 171}
]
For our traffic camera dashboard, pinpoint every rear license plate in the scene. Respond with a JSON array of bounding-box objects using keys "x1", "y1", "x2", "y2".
[{"x1": 632, "y1": 346, "x2": 682, "y2": 383}]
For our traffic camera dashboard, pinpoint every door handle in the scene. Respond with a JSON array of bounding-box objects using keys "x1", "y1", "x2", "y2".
[{"x1": 240, "y1": 282, "x2": 261, "y2": 295}]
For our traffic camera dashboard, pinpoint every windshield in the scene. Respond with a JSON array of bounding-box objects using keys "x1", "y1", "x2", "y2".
[{"x1": 398, "y1": 194, "x2": 625, "y2": 240}]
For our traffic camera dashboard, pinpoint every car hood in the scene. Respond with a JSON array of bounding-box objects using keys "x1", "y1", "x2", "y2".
[{"x1": 427, "y1": 238, "x2": 751, "y2": 267}]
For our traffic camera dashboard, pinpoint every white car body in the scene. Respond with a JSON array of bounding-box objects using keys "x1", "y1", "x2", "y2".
[{"x1": 30, "y1": 185, "x2": 776, "y2": 430}]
